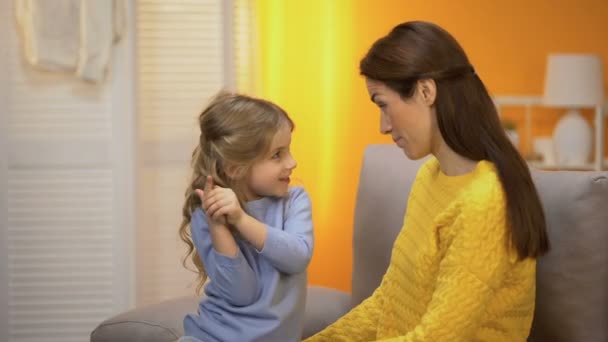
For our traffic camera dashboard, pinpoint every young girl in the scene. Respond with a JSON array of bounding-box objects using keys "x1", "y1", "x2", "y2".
[{"x1": 178, "y1": 92, "x2": 314, "y2": 342}]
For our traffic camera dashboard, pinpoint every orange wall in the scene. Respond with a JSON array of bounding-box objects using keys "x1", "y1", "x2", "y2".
[{"x1": 255, "y1": 0, "x2": 608, "y2": 292}]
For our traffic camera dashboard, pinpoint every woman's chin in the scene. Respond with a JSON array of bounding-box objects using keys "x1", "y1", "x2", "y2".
[
  {"x1": 401, "y1": 147, "x2": 416, "y2": 159},
  {"x1": 402, "y1": 148, "x2": 427, "y2": 161}
]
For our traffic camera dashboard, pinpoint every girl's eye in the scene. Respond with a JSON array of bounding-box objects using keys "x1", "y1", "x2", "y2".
[{"x1": 272, "y1": 151, "x2": 281, "y2": 159}]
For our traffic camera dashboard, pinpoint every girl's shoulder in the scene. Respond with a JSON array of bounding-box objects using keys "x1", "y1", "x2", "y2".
[
  {"x1": 278, "y1": 186, "x2": 312, "y2": 219},
  {"x1": 284, "y1": 186, "x2": 311, "y2": 208},
  {"x1": 287, "y1": 185, "x2": 308, "y2": 198}
]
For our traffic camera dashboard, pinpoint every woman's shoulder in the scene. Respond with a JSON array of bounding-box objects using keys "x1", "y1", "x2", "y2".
[
  {"x1": 415, "y1": 157, "x2": 501, "y2": 195},
  {"x1": 438, "y1": 160, "x2": 505, "y2": 215},
  {"x1": 455, "y1": 161, "x2": 507, "y2": 222},
  {"x1": 465, "y1": 160, "x2": 504, "y2": 201}
]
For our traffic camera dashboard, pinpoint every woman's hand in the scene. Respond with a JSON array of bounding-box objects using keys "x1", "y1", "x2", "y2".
[{"x1": 196, "y1": 176, "x2": 245, "y2": 226}]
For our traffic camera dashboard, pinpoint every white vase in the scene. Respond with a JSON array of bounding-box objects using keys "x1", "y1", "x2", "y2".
[
  {"x1": 533, "y1": 137, "x2": 557, "y2": 166},
  {"x1": 553, "y1": 109, "x2": 592, "y2": 166}
]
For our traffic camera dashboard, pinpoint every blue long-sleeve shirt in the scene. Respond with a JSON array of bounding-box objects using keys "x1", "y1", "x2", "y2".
[{"x1": 184, "y1": 186, "x2": 314, "y2": 342}]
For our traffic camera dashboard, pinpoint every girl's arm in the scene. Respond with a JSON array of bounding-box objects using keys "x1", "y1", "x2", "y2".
[
  {"x1": 236, "y1": 186, "x2": 314, "y2": 274},
  {"x1": 203, "y1": 184, "x2": 313, "y2": 275},
  {"x1": 190, "y1": 208, "x2": 259, "y2": 306},
  {"x1": 206, "y1": 215, "x2": 239, "y2": 258}
]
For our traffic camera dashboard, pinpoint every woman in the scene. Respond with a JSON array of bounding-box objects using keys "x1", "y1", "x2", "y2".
[{"x1": 305, "y1": 21, "x2": 549, "y2": 342}]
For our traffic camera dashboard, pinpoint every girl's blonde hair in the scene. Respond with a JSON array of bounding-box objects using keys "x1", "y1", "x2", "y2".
[{"x1": 179, "y1": 91, "x2": 294, "y2": 293}]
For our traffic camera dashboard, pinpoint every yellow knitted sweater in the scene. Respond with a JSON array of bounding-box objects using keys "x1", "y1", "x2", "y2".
[{"x1": 306, "y1": 158, "x2": 536, "y2": 341}]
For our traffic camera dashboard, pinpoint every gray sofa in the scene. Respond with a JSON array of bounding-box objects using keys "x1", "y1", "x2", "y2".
[{"x1": 92, "y1": 144, "x2": 608, "y2": 342}]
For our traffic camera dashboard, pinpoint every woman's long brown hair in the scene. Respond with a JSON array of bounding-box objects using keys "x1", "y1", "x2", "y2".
[{"x1": 360, "y1": 21, "x2": 549, "y2": 259}]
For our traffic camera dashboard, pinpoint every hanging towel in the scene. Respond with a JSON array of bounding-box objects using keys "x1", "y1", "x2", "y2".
[{"x1": 15, "y1": 0, "x2": 126, "y2": 83}]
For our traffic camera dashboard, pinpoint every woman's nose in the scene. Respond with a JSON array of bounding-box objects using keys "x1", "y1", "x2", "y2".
[{"x1": 380, "y1": 112, "x2": 392, "y2": 134}]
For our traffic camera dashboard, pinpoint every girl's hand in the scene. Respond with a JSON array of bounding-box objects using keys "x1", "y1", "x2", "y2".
[
  {"x1": 194, "y1": 176, "x2": 228, "y2": 226},
  {"x1": 196, "y1": 176, "x2": 245, "y2": 226}
]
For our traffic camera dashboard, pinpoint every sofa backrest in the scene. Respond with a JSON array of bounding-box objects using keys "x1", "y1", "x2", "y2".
[
  {"x1": 351, "y1": 144, "x2": 427, "y2": 305},
  {"x1": 529, "y1": 169, "x2": 608, "y2": 341},
  {"x1": 351, "y1": 144, "x2": 608, "y2": 341}
]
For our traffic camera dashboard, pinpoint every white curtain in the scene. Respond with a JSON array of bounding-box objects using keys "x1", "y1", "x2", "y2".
[
  {"x1": 0, "y1": 0, "x2": 257, "y2": 340},
  {"x1": 0, "y1": 0, "x2": 136, "y2": 341},
  {"x1": 134, "y1": 0, "x2": 258, "y2": 306}
]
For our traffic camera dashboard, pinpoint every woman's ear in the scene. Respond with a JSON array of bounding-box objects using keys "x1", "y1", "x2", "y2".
[{"x1": 418, "y1": 79, "x2": 437, "y2": 106}]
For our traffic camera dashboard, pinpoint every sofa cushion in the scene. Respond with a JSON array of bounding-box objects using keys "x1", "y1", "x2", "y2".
[
  {"x1": 303, "y1": 286, "x2": 352, "y2": 338},
  {"x1": 90, "y1": 295, "x2": 198, "y2": 342},
  {"x1": 529, "y1": 170, "x2": 608, "y2": 342}
]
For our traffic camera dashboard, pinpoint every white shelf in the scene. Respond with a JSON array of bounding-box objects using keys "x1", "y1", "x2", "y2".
[
  {"x1": 493, "y1": 95, "x2": 607, "y2": 171},
  {"x1": 528, "y1": 160, "x2": 608, "y2": 171}
]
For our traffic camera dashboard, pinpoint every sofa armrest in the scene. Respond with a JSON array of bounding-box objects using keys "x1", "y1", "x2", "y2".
[
  {"x1": 303, "y1": 286, "x2": 352, "y2": 339},
  {"x1": 90, "y1": 295, "x2": 199, "y2": 342}
]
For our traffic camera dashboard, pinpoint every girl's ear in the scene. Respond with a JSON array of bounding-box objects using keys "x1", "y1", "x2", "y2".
[{"x1": 225, "y1": 164, "x2": 247, "y2": 180}]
